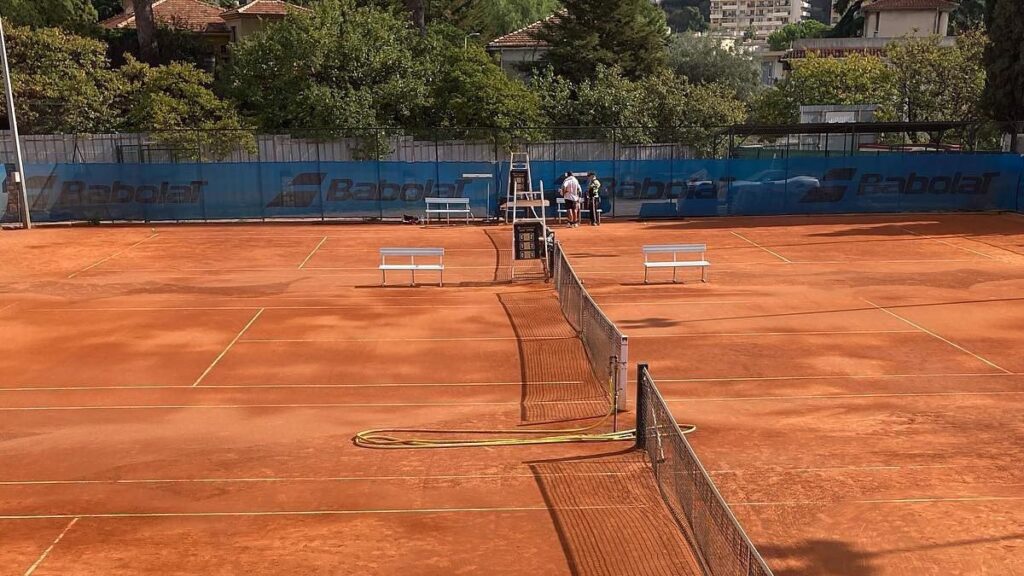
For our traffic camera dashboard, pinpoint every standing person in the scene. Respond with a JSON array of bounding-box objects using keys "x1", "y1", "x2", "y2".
[
  {"x1": 560, "y1": 171, "x2": 582, "y2": 228},
  {"x1": 585, "y1": 172, "x2": 602, "y2": 226}
]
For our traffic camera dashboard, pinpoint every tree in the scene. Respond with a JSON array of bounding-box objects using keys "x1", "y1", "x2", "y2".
[
  {"x1": 224, "y1": 0, "x2": 427, "y2": 132},
  {"x1": 416, "y1": 27, "x2": 544, "y2": 133},
  {"x1": 666, "y1": 33, "x2": 759, "y2": 100},
  {"x1": 0, "y1": 25, "x2": 121, "y2": 133},
  {"x1": 118, "y1": 55, "x2": 252, "y2": 158},
  {"x1": 661, "y1": 0, "x2": 707, "y2": 33},
  {"x1": 92, "y1": 0, "x2": 123, "y2": 20},
  {"x1": 450, "y1": 0, "x2": 561, "y2": 40},
  {"x1": 131, "y1": 0, "x2": 158, "y2": 62},
  {"x1": 828, "y1": 0, "x2": 863, "y2": 38},
  {"x1": 751, "y1": 53, "x2": 897, "y2": 124},
  {"x1": 983, "y1": 0, "x2": 1024, "y2": 139},
  {"x1": 950, "y1": 0, "x2": 985, "y2": 34},
  {"x1": 0, "y1": 0, "x2": 97, "y2": 30},
  {"x1": 642, "y1": 72, "x2": 746, "y2": 153},
  {"x1": 768, "y1": 19, "x2": 829, "y2": 51},
  {"x1": 538, "y1": 0, "x2": 669, "y2": 83},
  {"x1": 887, "y1": 32, "x2": 986, "y2": 124}
]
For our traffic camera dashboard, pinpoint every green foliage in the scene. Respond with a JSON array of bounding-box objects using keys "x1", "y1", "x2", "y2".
[
  {"x1": 417, "y1": 27, "x2": 544, "y2": 134},
  {"x1": 751, "y1": 53, "x2": 897, "y2": 124},
  {"x1": 983, "y1": 0, "x2": 1024, "y2": 124},
  {"x1": 447, "y1": 0, "x2": 562, "y2": 40},
  {"x1": 0, "y1": 25, "x2": 120, "y2": 133},
  {"x1": 119, "y1": 55, "x2": 253, "y2": 158},
  {"x1": 661, "y1": 0, "x2": 707, "y2": 33},
  {"x1": 887, "y1": 32, "x2": 986, "y2": 124},
  {"x1": 0, "y1": 0, "x2": 98, "y2": 30},
  {"x1": 530, "y1": 65, "x2": 745, "y2": 146},
  {"x1": 91, "y1": 0, "x2": 123, "y2": 20},
  {"x1": 101, "y1": 25, "x2": 215, "y2": 68},
  {"x1": 0, "y1": 24, "x2": 247, "y2": 158},
  {"x1": 768, "y1": 19, "x2": 829, "y2": 51},
  {"x1": 951, "y1": 0, "x2": 986, "y2": 34},
  {"x1": 223, "y1": 0, "x2": 427, "y2": 132},
  {"x1": 538, "y1": 0, "x2": 669, "y2": 83},
  {"x1": 828, "y1": 0, "x2": 863, "y2": 38},
  {"x1": 667, "y1": 33, "x2": 758, "y2": 100}
]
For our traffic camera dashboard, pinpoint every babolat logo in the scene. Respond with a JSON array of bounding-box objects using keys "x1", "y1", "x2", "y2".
[
  {"x1": 54, "y1": 179, "x2": 206, "y2": 206},
  {"x1": 606, "y1": 178, "x2": 716, "y2": 200},
  {"x1": 858, "y1": 171, "x2": 999, "y2": 196},
  {"x1": 267, "y1": 173, "x2": 473, "y2": 207}
]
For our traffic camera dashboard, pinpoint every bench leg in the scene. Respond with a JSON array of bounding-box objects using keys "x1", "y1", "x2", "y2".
[
  {"x1": 702, "y1": 266, "x2": 708, "y2": 283},
  {"x1": 440, "y1": 269, "x2": 444, "y2": 288},
  {"x1": 411, "y1": 268, "x2": 416, "y2": 286},
  {"x1": 381, "y1": 269, "x2": 386, "y2": 287},
  {"x1": 672, "y1": 267, "x2": 678, "y2": 284},
  {"x1": 644, "y1": 267, "x2": 648, "y2": 284}
]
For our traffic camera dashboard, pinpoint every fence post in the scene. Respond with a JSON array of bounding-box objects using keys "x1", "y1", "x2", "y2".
[
  {"x1": 375, "y1": 128, "x2": 383, "y2": 220},
  {"x1": 635, "y1": 363, "x2": 649, "y2": 448},
  {"x1": 317, "y1": 133, "x2": 325, "y2": 222}
]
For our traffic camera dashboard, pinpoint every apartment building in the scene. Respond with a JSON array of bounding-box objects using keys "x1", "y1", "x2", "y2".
[{"x1": 710, "y1": 0, "x2": 812, "y2": 42}]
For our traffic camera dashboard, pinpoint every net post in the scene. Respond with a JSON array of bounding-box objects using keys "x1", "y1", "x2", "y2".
[{"x1": 635, "y1": 363, "x2": 649, "y2": 449}]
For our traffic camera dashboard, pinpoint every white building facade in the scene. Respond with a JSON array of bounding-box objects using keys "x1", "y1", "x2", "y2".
[{"x1": 710, "y1": 0, "x2": 812, "y2": 43}]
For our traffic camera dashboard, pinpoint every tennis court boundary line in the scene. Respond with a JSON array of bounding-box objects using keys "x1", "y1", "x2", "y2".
[
  {"x1": 665, "y1": 390, "x2": 1024, "y2": 402},
  {"x1": 22, "y1": 517, "x2": 78, "y2": 576},
  {"x1": 0, "y1": 399, "x2": 613, "y2": 411},
  {"x1": 67, "y1": 232, "x2": 159, "y2": 279},
  {"x1": 0, "y1": 470, "x2": 642, "y2": 486},
  {"x1": 862, "y1": 298, "x2": 1012, "y2": 374},
  {"x1": 0, "y1": 380, "x2": 587, "y2": 392},
  {"x1": 193, "y1": 308, "x2": 265, "y2": 387},
  {"x1": 732, "y1": 495, "x2": 1024, "y2": 507},
  {"x1": 297, "y1": 236, "x2": 328, "y2": 269},
  {"x1": 897, "y1": 226, "x2": 997, "y2": 260},
  {"x1": 0, "y1": 505, "x2": 646, "y2": 520},
  {"x1": 657, "y1": 372, "x2": 1012, "y2": 383}
]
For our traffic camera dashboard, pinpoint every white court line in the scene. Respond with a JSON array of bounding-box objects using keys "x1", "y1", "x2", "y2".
[
  {"x1": 297, "y1": 236, "x2": 329, "y2": 269},
  {"x1": 657, "y1": 372, "x2": 1012, "y2": 383},
  {"x1": 0, "y1": 471, "x2": 638, "y2": 486},
  {"x1": 730, "y1": 231, "x2": 792, "y2": 263},
  {"x1": 708, "y1": 463, "x2": 964, "y2": 475},
  {"x1": 0, "y1": 380, "x2": 584, "y2": 392},
  {"x1": 239, "y1": 336, "x2": 569, "y2": 343},
  {"x1": 22, "y1": 517, "x2": 78, "y2": 576},
  {"x1": 192, "y1": 308, "x2": 265, "y2": 387},
  {"x1": 665, "y1": 390, "x2": 1024, "y2": 402},
  {"x1": 67, "y1": 233, "x2": 159, "y2": 278},
  {"x1": 633, "y1": 329, "x2": 918, "y2": 339},
  {"x1": 862, "y1": 298, "x2": 1012, "y2": 374},
  {"x1": 0, "y1": 399, "x2": 609, "y2": 411},
  {"x1": 0, "y1": 303, "x2": 14, "y2": 314},
  {"x1": 0, "y1": 504, "x2": 643, "y2": 521},
  {"x1": 732, "y1": 495, "x2": 1024, "y2": 507},
  {"x1": 599, "y1": 300, "x2": 756, "y2": 306},
  {"x1": 29, "y1": 304, "x2": 507, "y2": 311},
  {"x1": 898, "y1": 226, "x2": 996, "y2": 260}
]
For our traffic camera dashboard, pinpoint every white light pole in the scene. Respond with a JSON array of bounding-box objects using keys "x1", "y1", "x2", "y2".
[{"x1": 0, "y1": 15, "x2": 30, "y2": 229}]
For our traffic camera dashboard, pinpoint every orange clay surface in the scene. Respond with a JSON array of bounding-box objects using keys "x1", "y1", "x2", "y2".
[
  {"x1": 558, "y1": 213, "x2": 1024, "y2": 576},
  {"x1": 3, "y1": 214, "x2": 1024, "y2": 575},
  {"x1": 0, "y1": 223, "x2": 700, "y2": 576}
]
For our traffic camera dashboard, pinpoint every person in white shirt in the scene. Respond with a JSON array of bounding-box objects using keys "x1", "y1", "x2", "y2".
[{"x1": 560, "y1": 172, "x2": 582, "y2": 228}]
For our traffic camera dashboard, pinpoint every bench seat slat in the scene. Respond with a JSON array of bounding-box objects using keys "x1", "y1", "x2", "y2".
[
  {"x1": 644, "y1": 261, "x2": 710, "y2": 268},
  {"x1": 380, "y1": 264, "x2": 444, "y2": 271},
  {"x1": 380, "y1": 248, "x2": 444, "y2": 256},
  {"x1": 424, "y1": 197, "x2": 470, "y2": 204},
  {"x1": 643, "y1": 244, "x2": 706, "y2": 253}
]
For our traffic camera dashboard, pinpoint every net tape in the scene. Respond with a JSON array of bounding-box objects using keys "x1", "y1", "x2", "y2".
[
  {"x1": 551, "y1": 240, "x2": 628, "y2": 407},
  {"x1": 637, "y1": 366, "x2": 774, "y2": 576}
]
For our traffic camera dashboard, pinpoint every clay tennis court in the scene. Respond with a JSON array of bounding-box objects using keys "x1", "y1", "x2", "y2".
[{"x1": 2, "y1": 213, "x2": 1024, "y2": 575}]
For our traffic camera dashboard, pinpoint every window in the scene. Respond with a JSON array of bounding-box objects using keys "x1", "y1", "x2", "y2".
[{"x1": 230, "y1": 25, "x2": 237, "y2": 42}]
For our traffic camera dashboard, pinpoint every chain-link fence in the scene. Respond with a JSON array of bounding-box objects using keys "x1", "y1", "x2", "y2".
[{"x1": 1, "y1": 123, "x2": 1022, "y2": 225}]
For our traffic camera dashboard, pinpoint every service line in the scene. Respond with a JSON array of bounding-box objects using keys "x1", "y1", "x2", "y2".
[
  {"x1": 192, "y1": 308, "x2": 265, "y2": 387},
  {"x1": 67, "y1": 232, "x2": 159, "y2": 278}
]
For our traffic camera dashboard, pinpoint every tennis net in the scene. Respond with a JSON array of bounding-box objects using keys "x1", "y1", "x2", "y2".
[
  {"x1": 551, "y1": 240, "x2": 629, "y2": 412},
  {"x1": 636, "y1": 364, "x2": 774, "y2": 576}
]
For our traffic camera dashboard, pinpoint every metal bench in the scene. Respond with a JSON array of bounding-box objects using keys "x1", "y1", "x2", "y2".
[
  {"x1": 379, "y1": 248, "x2": 444, "y2": 286},
  {"x1": 555, "y1": 197, "x2": 602, "y2": 223},
  {"x1": 642, "y1": 244, "x2": 709, "y2": 284},
  {"x1": 424, "y1": 197, "x2": 471, "y2": 225}
]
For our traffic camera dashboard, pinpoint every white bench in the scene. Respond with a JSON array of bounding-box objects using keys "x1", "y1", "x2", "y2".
[
  {"x1": 555, "y1": 197, "x2": 602, "y2": 222},
  {"x1": 424, "y1": 197, "x2": 471, "y2": 225},
  {"x1": 380, "y1": 248, "x2": 444, "y2": 286},
  {"x1": 643, "y1": 244, "x2": 709, "y2": 284}
]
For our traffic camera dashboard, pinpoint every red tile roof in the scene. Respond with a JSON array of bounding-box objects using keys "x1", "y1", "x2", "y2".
[
  {"x1": 487, "y1": 13, "x2": 561, "y2": 49},
  {"x1": 863, "y1": 0, "x2": 958, "y2": 12},
  {"x1": 221, "y1": 0, "x2": 309, "y2": 18},
  {"x1": 100, "y1": 0, "x2": 227, "y2": 32}
]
